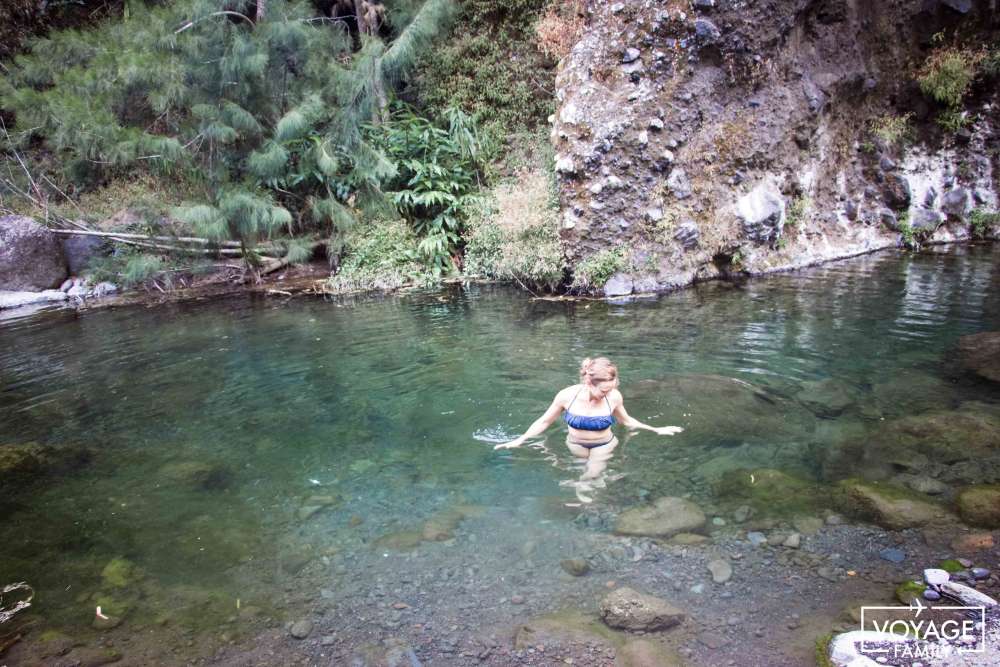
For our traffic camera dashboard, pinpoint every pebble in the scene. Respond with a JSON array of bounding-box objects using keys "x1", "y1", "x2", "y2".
[
  {"x1": 289, "y1": 620, "x2": 313, "y2": 639},
  {"x1": 560, "y1": 559, "x2": 590, "y2": 577},
  {"x1": 511, "y1": 595, "x2": 525, "y2": 605},
  {"x1": 783, "y1": 533, "x2": 801, "y2": 549},
  {"x1": 971, "y1": 567, "x2": 990, "y2": 580},
  {"x1": 747, "y1": 532, "x2": 767, "y2": 547},
  {"x1": 879, "y1": 548, "x2": 906, "y2": 564},
  {"x1": 712, "y1": 517, "x2": 726, "y2": 526},
  {"x1": 708, "y1": 559, "x2": 733, "y2": 584},
  {"x1": 923, "y1": 589, "x2": 941, "y2": 601}
]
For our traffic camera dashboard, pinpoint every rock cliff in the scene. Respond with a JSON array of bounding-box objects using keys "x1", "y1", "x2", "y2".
[{"x1": 551, "y1": 0, "x2": 999, "y2": 295}]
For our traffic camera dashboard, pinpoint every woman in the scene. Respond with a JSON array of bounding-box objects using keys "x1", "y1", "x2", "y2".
[{"x1": 495, "y1": 357, "x2": 683, "y2": 481}]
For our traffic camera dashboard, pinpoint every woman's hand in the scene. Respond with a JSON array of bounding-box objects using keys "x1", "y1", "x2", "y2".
[
  {"x1": 651, "y1": 425, "x2": 684, "y2": 436},
  {"x1": 494, "y1": 438, "x2": 524, "y2": 450}
]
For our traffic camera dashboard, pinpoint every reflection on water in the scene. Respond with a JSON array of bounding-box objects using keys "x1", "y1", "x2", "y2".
[{"x1": 0, "y1": 246, "x2": 998, "y2": 652}]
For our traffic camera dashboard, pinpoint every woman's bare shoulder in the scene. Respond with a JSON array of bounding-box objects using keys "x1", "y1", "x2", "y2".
[
  {"x1": 608, "y1": 388, "x2": 624, "y2": 404},
  {"x1": 555, "y1": 384, "x2": 582, "y2": 401}
]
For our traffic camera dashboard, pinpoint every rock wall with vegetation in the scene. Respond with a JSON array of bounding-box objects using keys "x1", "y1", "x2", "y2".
[{"x1": 551, "y1": 0, "x2": 1000, "y2": 295}]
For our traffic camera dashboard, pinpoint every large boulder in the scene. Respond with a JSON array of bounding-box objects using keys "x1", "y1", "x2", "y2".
[
  {"x1": 956, "y1": 485, "x2": 1000, "y2": 528},
  {"x1": 958, "y1": 331, "x2": 1000, "y2": 383},
  {"x1": 881, "y1": 173, "x2": 911, "y2": 210},
  {"x1": 836, "y1": 479, "x2": 953, "y2": 530},
  {"x1": 737, "y1": 183, "x2": 784, "y2": 245},
  {"x1": 614, "y1": 497, "x2": 706, "y2": 537},
  {"x1": 62, "y1": 234, "x2": 108, "y2": 275},
  {"x1": 599, "y1": 587, "x2": 685, "y2": 632},
  {"x1": 0, "y1": 215, "x2": 68, "y2": 290}
]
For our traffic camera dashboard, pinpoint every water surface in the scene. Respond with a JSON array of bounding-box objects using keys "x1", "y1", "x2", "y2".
[{"x1": 1, "y1": 245, "x2": 998, "y2": 658}]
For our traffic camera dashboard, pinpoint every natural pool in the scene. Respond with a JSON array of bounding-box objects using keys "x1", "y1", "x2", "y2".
[{"x1": 0, "y1": 245, "x2": 998, "y2": 665}]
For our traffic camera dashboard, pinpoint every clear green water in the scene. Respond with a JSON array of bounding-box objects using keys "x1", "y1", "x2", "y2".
[{"x1": 0, "y1": 246, "x2": 998, "y2": 652}]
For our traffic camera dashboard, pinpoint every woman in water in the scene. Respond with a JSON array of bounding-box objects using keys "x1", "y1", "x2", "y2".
[{"x1": 494, "y1": 357, "x2": 683, "y2": 481}]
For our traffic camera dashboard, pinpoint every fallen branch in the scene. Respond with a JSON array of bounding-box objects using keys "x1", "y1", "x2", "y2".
[{"x1": 50, "y1": 228, "x2": 249, "y2": 248}]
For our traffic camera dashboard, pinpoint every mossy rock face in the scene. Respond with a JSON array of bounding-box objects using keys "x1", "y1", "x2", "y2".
[
  {"x1": 157, "y1": 461, "x2": 233, "y2": 491},
  {"x1": 870, "y1": 408, "x2": 1000, "y2": 465},
  {"x1": 895, "y1": 580, "x2": 925, "y2": 605},
  {"x1": 614, "y1": 497, "x2": 706, "y2": 538},
  {"x1": 714, "y1": 468, "x2": 827, "y2": 517},
  {"x1": 956, "y1": 485, "x2": 1000, "y2": 528},
  {"x1": 101, "y1": 557, "x2": 140, "y2": 588},
  {"x1": 835, "y1": 479, "x2": 954, "y2": 530},
  {"x1": 0, "y1": 442, "x2": 91, "y2": 481},
  {"x1": 616, "y1": 638, "x2": 686, "y2": 667},
  {"x1": 958, "y1": 331, "x2": 1000, "y2": 383},
  {"x1": 939, "y1": 559, "x2": 965, "y2": 573}
]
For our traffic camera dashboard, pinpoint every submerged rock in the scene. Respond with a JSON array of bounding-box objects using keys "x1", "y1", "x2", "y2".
[
  {"x1": 958, "y1": 331, "x2": 1000, "y2": 383},
  {"x1": 715, "y1": 468, "x2": 827, "y2": 518},
  {"x1": 707, "y1": 559, "x2": 732, "y2": 584},
  {"x1": 956, "y1": 485, "x2": 1000, "y2": 528},
  {"x1": 101, "y1": 557, "x2": 140, "y2": 588},
  {"x1": 614, "y1": 497, "x2": 706, "y2": 538},
  {"x1": 158, "y1": 461, "x2": 233, "y2": 491},
  {"x1": 599, "y1": 587, "x2": 685, "y2": 632},
  {"x1": 616, "y1": 638, "x2": 685, "y2": 667},
  {"x1": 836, "y1": 479, "x2": 953, "y2": 530},
  {"x1": 560, "y1": 558, "x2": 590, "y2": 577}
]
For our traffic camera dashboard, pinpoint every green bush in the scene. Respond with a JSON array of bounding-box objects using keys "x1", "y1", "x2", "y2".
[
  {"x1": 409, "y1": 0, "x2": 555, "y2": 139},
  {"x1": 2, "y1": 0, "x2": 454, "y2": 256},
  {"x1": 572, "y1": 247, "x2": 627, "y2": 290},
  {"x1": 785, "y1": 196, "x2": 811, "y2": 228},
  {"x1": 366, "y1": 103, "x2": 487, "y2": 275},
  {"x1": 868, "y1": 113, "x2": 914, "y2": 147},
  {"x1": 970, "y1": 208, "x2": 999, "y2": 239},
  {"x1": 462, "y1": 168, "x2": 563, "y2": 290},
  {"x1": 327, "y1": 219, "x2": 429, "y2": 292},
  {"x1": 918, "y1": 47, "x2": 981, "y2": 108}
]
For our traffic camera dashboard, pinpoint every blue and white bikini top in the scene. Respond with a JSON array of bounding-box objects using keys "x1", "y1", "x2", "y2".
[{"x1": 563, "y1": 387, "x2": 616, "y2": 431}]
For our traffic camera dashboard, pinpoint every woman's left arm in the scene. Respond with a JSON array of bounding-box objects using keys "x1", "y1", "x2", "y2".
[{"x1": 613, "y1": 395, "x2": 684, "y2": 436}]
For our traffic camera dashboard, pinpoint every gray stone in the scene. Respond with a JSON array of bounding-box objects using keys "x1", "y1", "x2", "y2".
[
  {"x1": 614, "y1": 496, "x2": 706, "y2": 538},
  {"x1": 646, "y1": 208, "x2": 663, "y2": 222},
  {"x1": 737, "y1": 184, "x2": 784, "y2": 245},
  {"x1": 924, "y1": 186, "x2": 938, "y2": 207},
  {"x1": 604, "y1": 273, "x2": 634, "y2": 297},
  {"x1": 560, "y1": 558, "x2": 590, "y2": 577},
  {"x1": 783, "y1": 533, "x2": 801, "y2": 549},
  {"x1": 599, "y1": 587, "x2": 685, "y2": 631},
  {"x1": 92, "y1": 282, "x2": 119, "y2": 298},
  {"x1": 879, "y1": 155, "x2": 897, "y2": 171},
  {"x1": 971, "y1": 567, "x2": 990, "y2": 580},
  {"x1": 893, "y1": 473, "x2": 949, "y2": 496},
  {"x1": 289, "y1": 620, "x2": 313, "y2": 639},
  {"x1": 882, "y1": 173, "x2": 911, "y2": 209},
  {"x1": 922, "y1": 588, "x2": 941, "y2": 601},
  {"x1": 878, "y1": 208, "x2": 899, "y2": 230},
  {"x1": 0, "y1": 215, "x2": 68, "y2": 291},
  {"x1": 555, "y1": 156, "x2": 576, "y2": 174},
  {"x1": 878, "y1": 548, "x2": 906, "y2": 563},
  {"x1": 747, "y1": 531, "x2": 767, "y2": 547},
  {"x1": 666, "y1": 168, "x2": 692, "y2": 199},
  {"x1": 623, "y1": 48, "x2": 641, "y2": 64},
  {"x1": 0, "y1": 289, "x2": 69, "y2": 310},
  {"x1": 61, "y1": 234, "x2": 107, "y2": 276},
  {"x1": 910, "y1": 209, "x2": 944, "y2": 231},
  {"x1": 941, "y1": 188, "x2": 970, "y2": 218},
  {"x1": 674, "y1": 219, "x2": 700, "y2": 250},
  {"x1": 708, "y1": 559, "x2": 732, "y2": 584},
  {"x1": 924, "y1": 568, "x2": 950, "y2": 586},
  {"x1": 649, "y1": 118, "x2": 665, "y2": 131},
  {"x1": 693, "y1": 19, "x2": 721, "y2": 43},
  {"x1": 732, "y1": 505, "x2": 751, "y2": 523}
]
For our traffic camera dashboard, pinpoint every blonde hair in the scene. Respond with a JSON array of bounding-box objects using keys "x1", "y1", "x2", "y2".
[{"x1": 579, "y1": 357, "x2": 618, "y2": 383}]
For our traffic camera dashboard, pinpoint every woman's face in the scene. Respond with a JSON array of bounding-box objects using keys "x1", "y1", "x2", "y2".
[{"x1": 587, "y1": 373, "x2": 617, "y2": 396}]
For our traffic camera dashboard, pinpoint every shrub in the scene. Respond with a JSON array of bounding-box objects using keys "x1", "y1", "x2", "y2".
[
  {"x1": 970, "y1": 208, "x2": 999, "y2": 239},
  {"x1": 868, "y1": 113, "x2": 914, "y2": 147},
  {"x1": 785, "y1": 196, "x2": 811, "y2": 228},
  {"x1": 463, "y1": 168, "x2": 563, "y2": 290},
  {"x1": 409, "y1": 0, "x2": 555, "y2": 139},
  {"x1": 327, "y1": 219, "x2": 429, "y2": 292},
  {"x1": 572, "y1": 246, "x2": 627, "y2": 290},
  {"x1": 918, "y1": 47, "x2": 982, "y2": 108},
  {"x1": 535, "y1": 0, "x2": 585, "y2": 60}
]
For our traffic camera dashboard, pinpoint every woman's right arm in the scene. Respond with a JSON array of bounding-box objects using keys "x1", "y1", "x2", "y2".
[{"x1": 494, "y1": 392, "x2": 566, "y2": 450}]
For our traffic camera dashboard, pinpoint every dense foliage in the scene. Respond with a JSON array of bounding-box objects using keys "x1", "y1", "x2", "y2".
[
  {"x1": 409, "y1": 0, "x2": 555, "y2": 138},
  {"x1": 1, "y1": 0, "x2": 454, "y2": 261}
]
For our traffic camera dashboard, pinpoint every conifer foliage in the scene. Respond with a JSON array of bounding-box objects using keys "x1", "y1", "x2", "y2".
[{"x1": 1, "y1": 0, "x2": 455, "y2": 260}]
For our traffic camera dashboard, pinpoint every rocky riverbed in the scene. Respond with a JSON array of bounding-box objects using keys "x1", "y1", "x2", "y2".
[{"x1": 6, "y1": 488, "x2": 998, "y2": 666}]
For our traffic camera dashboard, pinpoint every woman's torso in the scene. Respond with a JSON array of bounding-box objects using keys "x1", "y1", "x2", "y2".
[{"x1": 563, "y1": 384, "x2": 616, "y2": 444}]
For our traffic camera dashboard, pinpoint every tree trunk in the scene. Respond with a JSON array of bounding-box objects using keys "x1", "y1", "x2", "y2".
[{"x1": 255, "y1": 0, "x2": 266, "y2": 23}]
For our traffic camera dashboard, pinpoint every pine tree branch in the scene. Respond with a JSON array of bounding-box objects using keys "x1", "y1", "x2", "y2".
[{"x1": 175, "y1": 11, "x2": 254, "y2": 35}]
